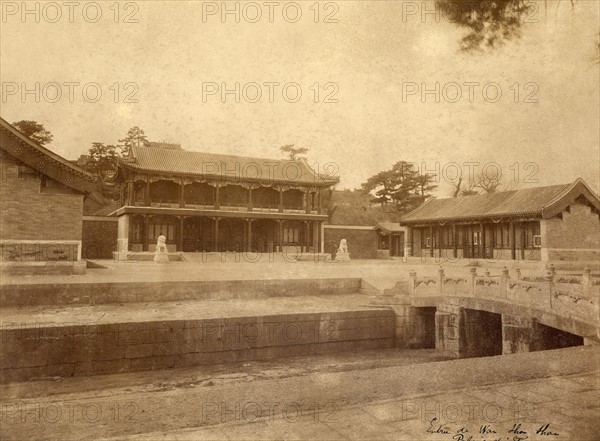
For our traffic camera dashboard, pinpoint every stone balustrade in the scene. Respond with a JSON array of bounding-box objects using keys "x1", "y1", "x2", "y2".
[{"x1": 407, "y1": 265, "x2": 600, "y2": 326}]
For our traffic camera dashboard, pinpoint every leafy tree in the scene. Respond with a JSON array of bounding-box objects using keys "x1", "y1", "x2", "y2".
[
  {"x1": 81, "y1": 142, "x2": 121, "y2": 201},
  {"x1": 361, "y1": 161, "x2": 436, "y2": 213},
  {"x1": 118, "y1": 126, "x2": 149, "y2": 156},
  {"x1": 12, "y1": 120, "x2": 53, "y2": 146},
  {"x1": 279, "y1": 144, "x2": 309, "y2": 161},
  {"x1": 437, "y1": 0, "x2": 534, "y2": 52},
  {"x1": 415, "y1": 172, "x2": 439, "y2": 196},
  {"x1": 438, "y1": 1, "x2": 589, "y2": 54},
  {"x1": 86, "y1": 143, "x2": 120, "y2": 176}
]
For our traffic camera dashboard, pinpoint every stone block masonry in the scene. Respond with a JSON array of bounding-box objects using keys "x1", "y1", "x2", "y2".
[
  {"x1": 0, "y1": 309, "x2": 395, "y2": 382},
  {"x1": 0, "y1": 278, "x2": 363, "y2": 307},
  {"x1": 0, "y1": 154, "x2": 84, "y2": 242}
]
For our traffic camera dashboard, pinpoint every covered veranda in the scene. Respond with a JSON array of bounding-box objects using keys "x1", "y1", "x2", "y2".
[{"x1": 116, "y1": 206, "x2": 327, "y2": 256}]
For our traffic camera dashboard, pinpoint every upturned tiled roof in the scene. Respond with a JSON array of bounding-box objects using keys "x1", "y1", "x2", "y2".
[
  {"x1": 0, "y1": 117, "x2": 98, "y2": 194},
  {"x1": 375, "y1": 222, "x2": 405, "y2": 233},
  {"x1": 400, "y1": 179, "x2": 599, "y2": 224},
  {"x1": 119, "y1": 145, "x2": 339, "y2": 186}
]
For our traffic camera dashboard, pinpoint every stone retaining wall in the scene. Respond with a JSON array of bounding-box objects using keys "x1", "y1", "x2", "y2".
[
  {"x1": 0, "y1": 278, "x2": 362, "y2": 307},
  {"x1": 0, "y1": 309, "x2": 395, "y2": 383}
]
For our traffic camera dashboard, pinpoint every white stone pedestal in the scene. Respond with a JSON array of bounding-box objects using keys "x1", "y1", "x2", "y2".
[
  {"x1": 335, "y1": 252, "x2": 351, "y2": 262},
  {"x1": 154, "y1": 247, "x2": 169, "y2": 263}
]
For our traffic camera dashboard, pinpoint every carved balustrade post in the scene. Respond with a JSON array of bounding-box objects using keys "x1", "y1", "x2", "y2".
[
  {"x1": 438, "y1": 266, "x2": 444, "y2": 296},
  {"x1": 501, "y1": 267, "x2": 509, "y2": 298},
  {"x1": 408, "y1": 270, "x2": 417, "y2": 296},
  {"x1": 582, "y1": 266, "x2": 591, "y2": 300},
  {"x1": 544, "y1": 269, "x2": 554, "y2": 310},
  {"x1": 469, "y1": 267, "x2": 477, "y2": 297}
]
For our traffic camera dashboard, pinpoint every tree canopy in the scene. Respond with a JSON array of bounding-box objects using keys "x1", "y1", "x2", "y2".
[
  {"x1": 118, "y1": 126, "x2": 149, "y2": 156},
  {"x1": 279, "y1": 144, "x2": 309, "y2": 161},
  {"x1": 361, "y1": 161, "x2": 437, "y2": 213},
  {"x1": 12, "y1": 120, "x2": 53, "y2": 146},
  {"x1": 86, "y1": 143, "x2": 120, "y2": 177},
  {"x1": 438, "y1": 0, "x2": 535, "y2": 52}
]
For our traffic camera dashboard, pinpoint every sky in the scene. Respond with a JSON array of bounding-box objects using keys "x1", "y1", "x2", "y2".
[{"x1": 1, "y1": 0, "x2": 599, "y2": 196}]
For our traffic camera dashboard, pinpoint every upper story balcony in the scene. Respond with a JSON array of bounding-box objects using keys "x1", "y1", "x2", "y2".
[
  {"x1": 116, "y1": 143, "x2": 339, "y2": 217},
  {"x1": 124, "y1": 178, "x2": 323, "y2": 215}
]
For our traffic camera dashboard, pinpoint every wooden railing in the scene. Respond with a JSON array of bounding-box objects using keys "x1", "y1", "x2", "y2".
[{"x1": 130, "y1": 200, "x2": 319, "y2": 214}]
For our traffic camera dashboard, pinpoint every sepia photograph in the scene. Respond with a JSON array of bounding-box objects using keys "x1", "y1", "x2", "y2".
[{"x1": 0, "y1": 1, "x2": 599, "y2": 440}]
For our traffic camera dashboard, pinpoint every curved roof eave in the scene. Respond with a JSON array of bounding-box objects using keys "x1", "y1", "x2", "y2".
[{"x1": 0, "y1": 117, "x2": 99, "y2": 194}]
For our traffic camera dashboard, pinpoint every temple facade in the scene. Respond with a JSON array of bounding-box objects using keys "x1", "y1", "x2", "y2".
[
  {"x1": 400, "y1": 179, "x2": 600, "y2": 262},
  {"x1": 113, "y1": 143, "x2": 338, "y2": 256}
]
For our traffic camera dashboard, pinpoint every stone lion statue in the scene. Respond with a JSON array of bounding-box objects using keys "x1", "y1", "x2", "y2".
[{"x1": 156, "y1": 234, "x2": 167, "y2": 252}]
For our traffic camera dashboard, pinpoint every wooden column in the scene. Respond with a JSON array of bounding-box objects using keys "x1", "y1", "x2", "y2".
[
  {"x1": 317, "y1": 190, "x2": 322, "y2": 214},
  {"x1": 142, "y1": 215, "x2": 149, "y2": 252},
  {"x1": 247, "y1": 219, "x2": 253, "y2": 252},
  {"x1": 214, "y1": 218, "x2": 219, "y2": 252},
  {"x1": 178, "y1": 217, "x2": 184, "y2": 251},
  {"x1": 127, "y1": 177, "x2": 134, "y2": 205},
  {"x1": 388, "y1": 234, "x2": 392, "y2": 254},
  {"x1": 278, "y1": 220, "x2": 284, "y2": 251},
  {"x1": 404, "y1": 226, "x2": 412, "y2": 259},
  {"x1": 278, "y1": 187, "x2": 283, "y2": 213},
  {"x1": 312, "y1": 221, "x2": 319, "y2": 253},
  {"x1": 320, "y1": 221, "x2": 325, "y2": 253},
  {"x1": 145, "y1": 178, "x2": 151, "y2": 206},
  {"x1": 305, "y1": 190, "x2": 311, "y2": 214},
  {"x1": 248, "y1": 187, "x2": 253, "y2": 211},
  {"x1": 304, "y1": 221, "x2": 310, "y2": 252},
  {"x1": 452, "y1": 224, "x2": 457, "y2": 258},
  {"x1": 429, "y1": 225, "x2": 434, "y2": 257},
  {"x1": 480, "y1": 221, "x2": 485, "y2": 259},
  {"x1": 520, "y1": 225, "x2": 526, "y2": 260},
  {"x1": 179, "y1": 179, "x2": 185, "y2": 208},
  {"x1": 510, "y1": 220, "x2": 516, "y2": 260},
  {"x1": 214, "y1": 185, "x2": 220, "y2": 210}
]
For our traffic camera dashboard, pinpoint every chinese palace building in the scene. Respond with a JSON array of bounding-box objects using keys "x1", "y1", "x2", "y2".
[
  {"x1": 112, "y1": 143, "x2": 339, "y2": 257},
  {"x1": 400, "y1": 179, "x2": 600, "y2": 262}
]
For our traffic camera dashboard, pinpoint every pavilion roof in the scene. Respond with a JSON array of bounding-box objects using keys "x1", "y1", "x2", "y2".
[
  {"x1": 119, "y1": 145, "x2": 339, "y2": 187},
  {"x1": 375, "y1": 222, "x2": 405, "y2": 233},
  {"x1": 400, "y1": 179, "x2": 600, "y2": 224}
]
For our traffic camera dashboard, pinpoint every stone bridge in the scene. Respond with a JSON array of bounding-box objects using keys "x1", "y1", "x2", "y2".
[{"x1": 370, "y1": 266, "x2": 600, "y2": 358}]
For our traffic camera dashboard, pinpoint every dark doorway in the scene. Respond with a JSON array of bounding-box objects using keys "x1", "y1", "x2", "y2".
[
  {"x1": 463, "y1": 309, "x2": 503, "y2": 357},
  {"x1": 538, "y1": 324, "x2": 584, "y2": 350},
  {"x1": 182, "y1": 217, "x2": 203, "y2": 252}
]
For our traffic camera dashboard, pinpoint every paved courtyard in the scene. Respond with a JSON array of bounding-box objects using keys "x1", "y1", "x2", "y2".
[{"x1": 0, "y1": 255, "x2": 548, "y2": 288}]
